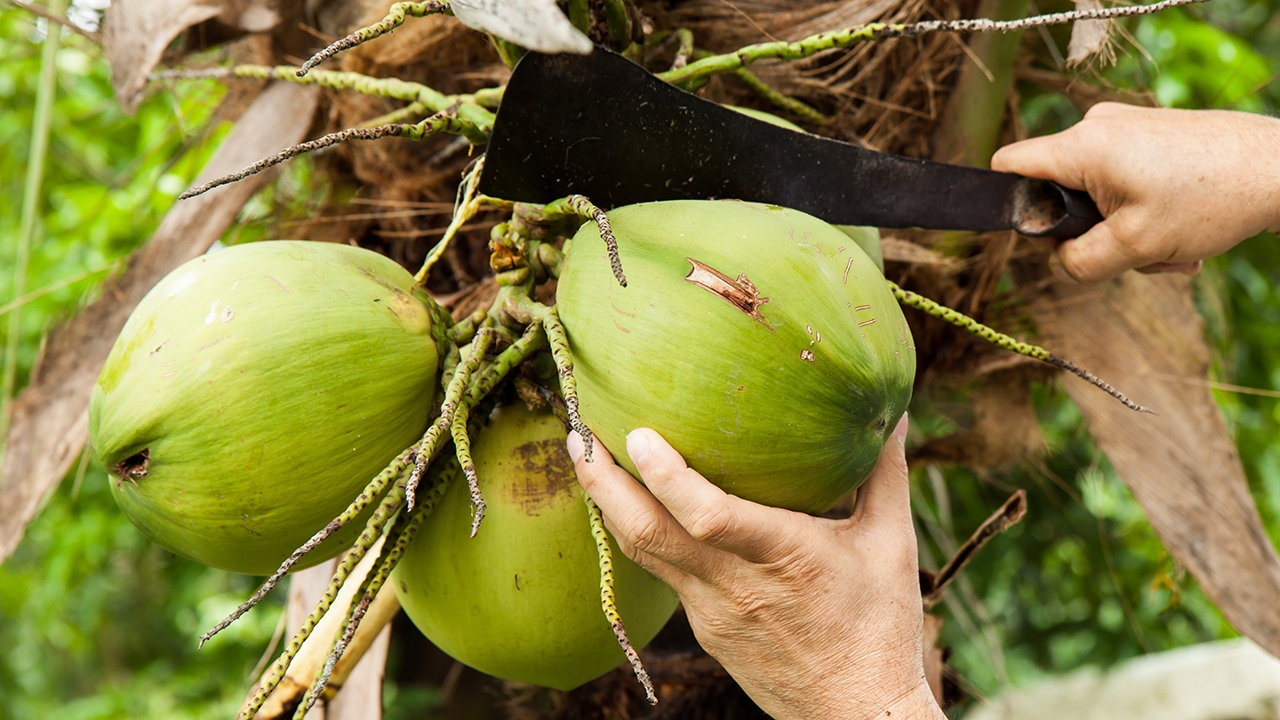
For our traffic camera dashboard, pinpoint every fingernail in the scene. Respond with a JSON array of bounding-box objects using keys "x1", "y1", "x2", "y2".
[
  {"x1": 893, "y1": 413, "x2": 909, "y2": 442},
  {"x1": 626, "y1": 429, "x2": 651, "y2": 464},
  {"x1": 1183, "y1": 260, "x2": 1203, "y2": 276},
  {"x1": 566, "y1": 431, "x2": 585, "y2": 463}
]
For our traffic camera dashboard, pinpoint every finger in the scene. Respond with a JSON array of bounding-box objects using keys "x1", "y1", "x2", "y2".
[
  {"x1": 626, "y1": 428, "x2": 805, "y2": 564},
  {"x1": 569, "y1": 431, "x2": 715, "y2": 587},
  {"x1": 1053, "y1": 221, "x2": 1140, "y2": 285},
  {"x1": 1135, "y1": 260, "x2": 1202, "y2": 276},
  {"x1": 593, "y1": 505, "x2": 689, "y2": 589},
  {"x1": 852, "y1": 413, "x2": 911, "y2": 526},
  {"x1": 991, "y1": 132, "x2": 1088, "y2": 191}
]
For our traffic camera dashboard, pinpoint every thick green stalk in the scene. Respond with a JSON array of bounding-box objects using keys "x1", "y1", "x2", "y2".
[
  {"x1": 567, "y1": 0, "x2": 590, "y2": 34},
  {"x1": 1, "y1": 0, "x2": 62, "y2": 460},
  {"x1": 932, "y1": 0, "x2": 1030, "y2": 168}
]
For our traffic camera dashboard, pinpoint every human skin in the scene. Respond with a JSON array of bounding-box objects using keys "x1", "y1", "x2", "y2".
[
  {"x1": 568, "y1": 417, "x2": 946, "y2": 720},
  {"x1": 991, "y1": 102, "x2": 1280, "y2": 284}
]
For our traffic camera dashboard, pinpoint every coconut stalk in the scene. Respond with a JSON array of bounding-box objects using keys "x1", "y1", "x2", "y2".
[
  {"x1": 1, "y1": 0, "x2": 63, "y2": 464},
  {"x1": 932, "y1": 0, "x2": 1030, "y2": 167},
  {"x1": 251, "y1": 536, "x2": 402, "y2": 720}
]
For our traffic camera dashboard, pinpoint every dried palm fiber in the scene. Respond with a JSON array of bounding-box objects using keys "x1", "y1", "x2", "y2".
[
  {"x1": 294, "y1": 1, "x2": 508, "y2": 289},
  {"x1": 659, "y1": 0, "x2": 977, "y2": 155}
]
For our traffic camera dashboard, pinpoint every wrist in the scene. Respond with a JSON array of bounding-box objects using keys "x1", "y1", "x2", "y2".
[
  {"x1": 871, "y1": 680, "x2": 944, "y2": 720},
  {"x1": 801, "y1": 675, "x2": 940, "y2": 720}
]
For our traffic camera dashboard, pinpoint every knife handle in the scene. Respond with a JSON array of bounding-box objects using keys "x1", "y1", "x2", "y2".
[{"x1": 1009, "y1": 178, "x2": 1104, "y2": 239}]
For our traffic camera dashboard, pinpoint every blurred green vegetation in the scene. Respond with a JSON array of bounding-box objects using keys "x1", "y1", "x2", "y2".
[
  {"x1": 0, "y1": 8, "x2": 280, "y2": 720},
  {"x1": 0, "y1": 2, "x2": 1278, "y2": 718},
  {"x1": 924, "y1": 0, "x2": 1280, "y2": 708}
]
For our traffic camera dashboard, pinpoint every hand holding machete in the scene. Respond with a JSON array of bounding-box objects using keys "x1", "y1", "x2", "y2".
[{"x1": 994, "y1": 102, "x2": 1280, "y2": 284}]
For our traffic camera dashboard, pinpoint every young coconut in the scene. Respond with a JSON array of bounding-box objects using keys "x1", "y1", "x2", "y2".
[
  {"x1": 724, "y1": 105, "x2": 883, "y2": 270},
  {"x1": 556, "y1": 199, "x2": 914, "y2": 514},
  {"x1": 89, "y1": 241, "x2": 442, "y2": 575},
  {"x1": 393, "y1": 401, "x2": 679, "y2": 692}
]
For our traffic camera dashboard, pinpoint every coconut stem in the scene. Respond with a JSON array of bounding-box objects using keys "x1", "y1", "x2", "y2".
[
  {"x1": 154, "y1": 65, "x2": 490, "y2": 123},
  {"x1": 659, "y1": 0, "x2": 1206, "y2": 88},
  {"x1": 544, "y1": 195, "x2": 627, "y2": 287},
  {"x1": 238, "y1": 482, "x2": 408, "y2": 720},
  {"x1": 417, "y1": 157, "x2": 487, "y2": 285},
  {"x1": 198, "y1": 448, "x2": 414, "y2": 648},
  {"x1": 540, "y1": 309, "x2": 594, "y2": 462},
  {"x1": 294, "y1": 477, "x2": 446, "y2": 718},
  {"x1": 887, "y1": 281, "x2": 1152, "y2": 413},
  {"x1": 448, "y1": 310, "x2": 488, "y2": 346},
  {"x1": 585, "y1": 494, "x2": 656, "y2": 704},
  {"x1": 408, "y1": 327, "x2": 496, "y2": 510},
  {"x1": 670, "y1": 28, "x2": 694, "y2": 69},
  {"x1": 298, "y1": 1, "x2": 452, "y2": 76},
  {"x1": 730, "y1": 65, "x2": 828, "y2": 125},
  {"x1": 450, "y1": 404, "x2": 487, "y2": 537},
  {"x1": 180, "y1": 111, "x2": 483, "y2": 200}
]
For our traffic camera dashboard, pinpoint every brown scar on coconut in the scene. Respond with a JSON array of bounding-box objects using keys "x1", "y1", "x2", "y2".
[
  {"x1": 113, "y1": 448, "x2": 150, "y2": 488},
  {"x1": 684, "y1": 258, "x2": 775, "y2": 331}
]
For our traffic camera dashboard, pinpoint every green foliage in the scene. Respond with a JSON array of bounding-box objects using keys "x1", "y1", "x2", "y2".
[
  {"x1": 0, "y1": 9, "x2": 282, "y2": 720},
  {"x1": 3, "y1": 1, "x2": 1280, "y2": 718},
  {"x1": 924, "y1": 1, "x2": 1280, "y2": 707}
]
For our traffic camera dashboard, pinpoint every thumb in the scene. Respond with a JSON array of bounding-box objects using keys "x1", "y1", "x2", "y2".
[
  {"x1": 852, "y1": 414, "x2": 911, "y2": 525},
  {"x1": 991, "y1": 133, "x2": 1087, "y2": 190}
]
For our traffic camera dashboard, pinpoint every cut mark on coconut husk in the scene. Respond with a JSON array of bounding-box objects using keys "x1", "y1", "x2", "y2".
[
  {"x1": 685, "y1": 258, "x2": 774, "y2": 331},
  {"x1": 113, "y1": 448, "x2": 150, "y2": 488}
]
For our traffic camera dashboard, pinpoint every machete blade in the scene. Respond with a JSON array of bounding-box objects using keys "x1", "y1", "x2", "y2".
[{"x1": 478, "y1": 48, "x2": 1101, "y2": 238}]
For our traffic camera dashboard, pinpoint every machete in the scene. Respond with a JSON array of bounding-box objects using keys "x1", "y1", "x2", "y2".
[{"x1": 478, "y1": 48, "x2": 1102, "y2": 238}]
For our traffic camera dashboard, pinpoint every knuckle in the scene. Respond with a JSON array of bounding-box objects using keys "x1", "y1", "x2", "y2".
[
  {"x1": 685, "y1": 504, "x2": 736, "y2": 545},
  {"x1": 1083, "y1": 101, "x2": 1123, "y2": 121},
  {"x1": 626, "y1": 512, "x2": 669, "y2": 555}
]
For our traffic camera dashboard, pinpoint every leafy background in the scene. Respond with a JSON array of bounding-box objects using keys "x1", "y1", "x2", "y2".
[{"x1": 0, "y1": 2, "x2": 1278, "y2": 718}]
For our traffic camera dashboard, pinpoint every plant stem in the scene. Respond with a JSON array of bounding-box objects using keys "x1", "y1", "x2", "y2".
[{"x1": 1, "y1": 0, "x2": 63, "y2": 461}]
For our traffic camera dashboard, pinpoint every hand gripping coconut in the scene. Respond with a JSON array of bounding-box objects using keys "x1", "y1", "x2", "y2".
[
  {"x1": 557, "y1": 200, "x2": 915, "y2": 513},
  {"x1": 89, "y1": 241, "x2": 443, "y2": 575},
  {"x1": 393, "y1": 401, "x2": 679, "y2": 691}
]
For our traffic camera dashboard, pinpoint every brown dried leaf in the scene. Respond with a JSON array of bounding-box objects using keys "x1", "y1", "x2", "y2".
[
  {"x1": 1066, "y1": 0, "x2": 1115, "y2": 68},
  {"x1": 1032, "y1": 273, "x2": 1280, "y2": 658},
  {"x1": 0, "y1": 81, "x2": 320, "y2": 563},
  {"x1": 102, "y1": 0, "x2": 285, "y2": 112}
]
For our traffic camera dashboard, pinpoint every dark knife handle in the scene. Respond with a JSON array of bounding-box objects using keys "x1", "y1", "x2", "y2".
[{"x1": 1009, "y1": 178, "x2": 1104, "y2": 239}]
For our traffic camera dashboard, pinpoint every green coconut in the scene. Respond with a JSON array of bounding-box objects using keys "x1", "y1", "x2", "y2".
[
  {"x1": 723, "y1": 106, "x2": 884, "y2": 271},
  {"x1": 556, "y1": 200, "x2": 914, "y2": 514},
  {"x1": 89, "y1": 241, "x2": 440, "y2": 575},
  {"x1": 393, "y1": 402, "x2": 678, "y2": 691}
]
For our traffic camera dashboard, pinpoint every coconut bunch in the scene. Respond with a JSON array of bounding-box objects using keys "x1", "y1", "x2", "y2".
[{"x1": 77, "y1": 1, "x2": 1202, "y2": 718}]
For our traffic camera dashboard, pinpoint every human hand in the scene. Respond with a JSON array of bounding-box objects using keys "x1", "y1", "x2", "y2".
[
  {"x1": 992, "y1": 103, "x2": 1280, "y2": 284},
  {"x1": 568, "y1": 417, "x2": 943, "y2": 720}
]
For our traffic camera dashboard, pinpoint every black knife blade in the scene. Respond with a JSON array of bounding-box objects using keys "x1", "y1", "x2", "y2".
[{"x1": 478, "y1": 48, "x2": 1101, "y2": 238}]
